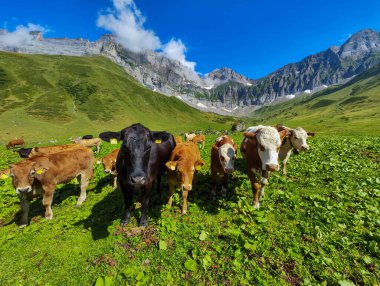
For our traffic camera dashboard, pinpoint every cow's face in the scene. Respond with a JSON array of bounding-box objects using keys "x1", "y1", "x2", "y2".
[
  {"x1": 218, "y1": 143, "x2": 236, "y2": 173},
  {"x1": 121, "y1": 125, "x2": 153, "y2": 187},
  {"x1": 101, "y1": 157, "x2": 117, "y2": 175},
  {"x1": 9, "y1": 162, "x2": 47, "y2": 194},
  {"x1": 255, "y1": 127, "x2": 281, "y2": 171},
  {"x1": 166, "y1": 160, "x2": 204, "y2": 191},
  {"x1": 290, "y1": 127, "x2": 309, "y2": 151}
]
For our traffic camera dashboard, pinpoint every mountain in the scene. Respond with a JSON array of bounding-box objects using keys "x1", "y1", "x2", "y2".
[
  {"x1": 0, "y1": 28, "x2": 379, "y2": 114},
  {"x1": 0, "y1": 51, "x2": 235, "y2": 142},
  {"x1": 251, "y1": 62, "x2": 380, "y2": 135}
]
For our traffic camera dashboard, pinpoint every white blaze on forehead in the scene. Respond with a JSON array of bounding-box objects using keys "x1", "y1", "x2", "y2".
[
  {"x1": 291, "y1": 127, "x2": 309, "y2": 150},
  {"x1": 256, "y1": 126, "x2": 281, "y2": 170},
  {"x1": 218, "y1": 143, "x2": 236, "y2": 170}
]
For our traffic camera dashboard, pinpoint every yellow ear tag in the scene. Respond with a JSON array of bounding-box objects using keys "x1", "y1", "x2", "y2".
[
  {"x1": 110, "y1": 138, "x2": 117, "y2": 145},
  {"x1": 155, "y1": 139, "x2": 162, "y2": 144},
  {"x1": 36, "y1": 169, "x2": 44, "y2": 175},
  {"x1": 195, "y1": 165, "x2": 202, "y2": 171},
  {"x1": 0, "y1": 174, "x2": 9, "y2": 179}
]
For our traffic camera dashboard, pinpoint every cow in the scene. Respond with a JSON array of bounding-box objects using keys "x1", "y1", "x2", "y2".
[
  {"x1": 240, "y1": 126, "x2": 287, "y2": 208},
  {"x1": 82, "y1": 135, "x2": 93, "y2": 140},
  {"x1": 73, "y1": 137, "x2": 101, "y2": 153},
  {"x1": 14, "y1": 148, "x2": 33, "y2": 158},
  {"x1": 175, "y1": 136, "x2": 183, "y2": 144},
  {"x1": 6, "y1": 138, "x2": 25, "y2": 149},
  {"x1": 191, "y1": 134, "x2": 206, "y2": 149},
  {"x1": 28, "y1": 143, "x2": 80, "y2": 157},
  {"x1": 185, "y1": 133, "x2": 197, "y2": 141},
  {"x1": 211, "y1": 135, "x2": 237, "y2": 197},
  {"x1": 99, "y1": 123, "x2": 175, "y2": 227},
  {"x1": 275, "y1": 125, "x2": 314, "y2": 175},
  {"x1": 98, "y1": 148, "x2": 120, "y2": 190},
  {"x1": 165, "y1": 142, "x2": 204, "y2": 214},
  {"x1": 1, "y1": 146, "x2": 94, "y2": 227}
]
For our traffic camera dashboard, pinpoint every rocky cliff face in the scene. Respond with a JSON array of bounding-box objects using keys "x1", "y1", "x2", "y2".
[{"x1": 0, "y1": 29, "x2": 379, "y2": 114}]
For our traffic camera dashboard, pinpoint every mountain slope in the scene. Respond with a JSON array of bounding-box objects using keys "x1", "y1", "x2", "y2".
[
  {"x1": 0, "y1": 51, "x2": 234, "y2": 142},
  {"x1": 251, "y1": 63, "x2": 380, "y2": 135}
]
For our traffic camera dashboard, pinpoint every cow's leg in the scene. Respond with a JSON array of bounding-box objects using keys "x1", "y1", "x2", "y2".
[
  {"x1": 76, "y1": 174, "x2": 89, "y2": 206},
  {"x1": 18, "y1": 194, "x2": 30, "y2": 227},
  {"x1": 211, "y1": 171, "x2": 217, "y2": 197},
  {"x1": 221, "y1": 174, "x2": 228, "y2": 197},
  {"x1": 156, "y1": 174, "x2": 162, "y2": 193},
  {"x1": 121, "y1": 186, "x2": 133, "y2": 226},
  {"x1": 96, "y1": 144, "x2": 100, "y2": 154},
  {"x1": 252, "y1": 181, "x2": 261, "y2": 209},
  {"x1": 42, "y1": 186, "x2": 55, "y2": 219},
  {"x1": 282, "y1": 160, "x2": 287, "y2": 175},
  {"x1": 139, "y1": 190, "x2": 150, "y2": 227},
  {"x1": 112, "y1": 176, "x2": 118, "y2": 190},
  {"x1": 182, "y1": 190, "x2": 189, "y2": 214}
]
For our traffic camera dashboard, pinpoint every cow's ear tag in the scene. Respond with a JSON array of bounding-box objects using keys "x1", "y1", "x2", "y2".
[
  {"x1": 155, "y1": 139, "x2": 162, "y2": 144},
  {"x1": 0, "y1": 174, "x2": 9, "y2": 179},
  {"x1": 195, "y1": 165, "x2": 202, "y2": 171},
  {"x1": 110, "y1": 139, "x2": 118, "y2": 145},
  {"x1": 36, "y1": 169, "x2": 44, "y2": 175}
]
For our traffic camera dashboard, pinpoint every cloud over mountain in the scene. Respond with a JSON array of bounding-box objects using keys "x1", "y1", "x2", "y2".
[{"x1": 0, "y1": 23, "x2": 48, "y2": 47}]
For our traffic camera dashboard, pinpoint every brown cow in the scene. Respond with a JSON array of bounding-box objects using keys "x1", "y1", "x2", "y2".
[
  {"x1": 6, "y1": 138, "x2": 25, "y2": 149},
  {"x1": 98, "y1": 148, "x2": 120, "y2": 190},
  {"x1": 185, "y1": 133, "x2": 197, "y2": 141},
  {"x1": 29, "y1": 143, "x2": 80, "y2": 157},
  {"x1": 73, "y1": 137, "x2": 101, "y2": 153},
  {"x1": 240, "y1": 126, "x2": 287, "y2": 208},
  {"x1": 191, "y1": 134, "x2": 206, "y2": 149},
  {"x1": 211, "y1": 135, "x2": 237, "y2": 197},
  {"x1": 165, "y1": 142, "x2": 204, "y2": 214},
  {"x1": 2, "y1": 146, "x2": 94, "y2": 227}
]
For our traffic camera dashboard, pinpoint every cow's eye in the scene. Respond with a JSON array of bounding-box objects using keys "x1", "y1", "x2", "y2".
[
  {"x1": 294, "y1": 136, "x2": 299, "y2": 139},
  {"x1": 10, "y1": 173, "x2": 14, "y2": 178},
  {"x1": 259, "y1": 144, "x2": 265, "y2": 151},
  {"x1": 30, "y1": 170, "x2": 36, "y2": 175},
  {"x1": 220, "y1": 157, "x2": 225, "y2": 162}
]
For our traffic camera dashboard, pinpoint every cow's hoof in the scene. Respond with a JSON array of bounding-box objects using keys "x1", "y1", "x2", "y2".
[
  {"x1": 45, "y1": 215, "x2": 53, "y2": 220},
  {"x1": 139, "y1": 219, "x2": 147, "y2": 227},
  {"x1": 19, "y1": 224, "x2": 28, "y2": 228},
  {"x1": 181, "y1": 210, "x2": 187, "y2": 215},
  {"x1": 253, "y1": 203, "x2": 260, "y2": 209}
]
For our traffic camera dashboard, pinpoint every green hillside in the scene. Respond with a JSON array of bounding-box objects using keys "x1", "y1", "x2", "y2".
[
  {"x1": 251, "y1": 64, "x2": 380, "y2": 135},
  {"x1": 0, "y1": 51, "x2": 234, "y2": 142}
]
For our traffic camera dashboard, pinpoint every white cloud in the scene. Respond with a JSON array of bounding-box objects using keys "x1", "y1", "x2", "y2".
[
  {"x1": 97, "y1": 0, "x2": 196, "y2": 71},
  {"x1": 0, "y1": 23, "x2": 48, "y2": 47},
  {"x1": 162, "y1": 38, "x2": 196, "y2": 70}
]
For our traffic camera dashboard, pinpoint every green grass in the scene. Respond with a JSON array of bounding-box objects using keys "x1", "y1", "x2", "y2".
[
  {"x1": 0, "y1": 51, "x2": 235, "y2": 142},
  {"x1": 251, "y1": 64, "x2": 380, "y2": 135},
  {"x1": 0, "y1": 135, "x2": 379, "y2": 285}
]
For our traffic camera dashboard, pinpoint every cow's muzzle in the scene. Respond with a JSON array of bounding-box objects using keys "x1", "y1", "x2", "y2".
[
  {"x1": 130, "y1": 176, "x2": 146, "y2": 186},
  {"x1": 225, "y1": 167, "x2": 234, "y2": 174},
  {"x1": 266, "y1": 164, "x2": 279, "y2": 172},
  {"x1": 16, "y1": 186, "x2": 32, "y2": 193},
  {"x1": 300, "y1": 145, "x2": 309, "y2": 151},
  {"x1": 181, "y1": 184, "x2": 192, "y2": 191}
]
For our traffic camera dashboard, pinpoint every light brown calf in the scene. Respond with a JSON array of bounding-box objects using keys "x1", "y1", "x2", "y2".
[
  {"x1": 174, "y1": 136, "x2": 183, "y2": 144},
  {"x1": 211, "y1": 135, "x2": 237, "y2": 197},
  {"x1": 2, "y1": 146, "x2": 94, "y2": 227},
  {"x1": 165, "y1": 142, "x2": 204, "y2": 214},
  {"x1": 73, "y1": 137, "x2": 101, "y2": 153},
  {"x1": 6, "y1": 138, "x2": 25, "y2": 149},
  {"x1": 29, "y1": 143, "x2": 80, "y2": 157},
  {"x1": 98, "y1": 148, "x2": 120, "y2": 190}
]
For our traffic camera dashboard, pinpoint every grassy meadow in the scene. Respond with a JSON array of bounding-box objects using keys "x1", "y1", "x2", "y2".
[{"x1": 0, "y1": 134, "x2": 379, "y2": 286}]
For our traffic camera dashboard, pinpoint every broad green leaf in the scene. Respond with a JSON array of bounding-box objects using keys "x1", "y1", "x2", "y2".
[
  {"x1": 338, "y1": 280, "x2": 355, "y2": 286},
  {"x1": 184, "y1": 259, "x2": 197, "y2": 271},
  {"x1": 199, "y1": 231, "x2": 207, "y2": 241},
  {"x1": 159, "y1": 240, "x2": 167, "y2": 250}
]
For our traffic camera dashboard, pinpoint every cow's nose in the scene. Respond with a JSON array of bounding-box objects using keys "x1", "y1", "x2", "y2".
[
  {"x1": 301, "y1": 145, "x2": 309, "y2": 151},
  {"x1": 266, "y1": 164, "x2": 279, "y2": 172},
  {"x1": 17, "y1": 187, "x2": 31, "y2": 193},
  {"x1": 181, "y1": 184, "x2": 192, "y2": 191},
  {"x1": 225, "y1": 167, "x2": 234, "y2": 173},
  {"x1": 130, "y1": 176, "x2": 146, "y2": 185},
  {"x1": 104, "y1": 170, "x2": 110, "y2": 173}
]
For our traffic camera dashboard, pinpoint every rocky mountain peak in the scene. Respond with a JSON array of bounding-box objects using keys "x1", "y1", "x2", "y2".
[
  {"x1": 207, "y1": 67, "x2": 253, "y2": 84},
  {"x1": 338, "y1": 29, "x2": 380, "y2": 59}
]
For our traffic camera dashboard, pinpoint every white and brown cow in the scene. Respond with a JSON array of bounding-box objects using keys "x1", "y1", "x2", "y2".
[
  {"x1": 185, "y1": 133, "x2": 197, "y2": 142},
  {"x1": 275, "y1": 125, "x2": 314, "y2": 175},
  {"x1": 211, "y1": 135, "x2": 237, "y2": 197},
  {"x1": 241, "y1": 126, "x2": 287, "y2": 208}
]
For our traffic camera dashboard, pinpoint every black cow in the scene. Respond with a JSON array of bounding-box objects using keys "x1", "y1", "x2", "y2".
[
  {"x1": 82, "y1": 135, "x2": 93, "y2": 139},
  {"x1": 14, "y1": 148, "x2": 33, "y2": 158},
  {"x1": 99, "y1": 123, "x2": 175, "y2": 226}
]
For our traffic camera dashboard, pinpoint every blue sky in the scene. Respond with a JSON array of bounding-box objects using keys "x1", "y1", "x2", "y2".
[{"x1": 1, "y1": 0, "x2": 379, "y2": 78}]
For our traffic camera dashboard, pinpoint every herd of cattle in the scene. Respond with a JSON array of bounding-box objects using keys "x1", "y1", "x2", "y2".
[{"x1": 0, "y1": 123, "x2": 314, "y2": 228}]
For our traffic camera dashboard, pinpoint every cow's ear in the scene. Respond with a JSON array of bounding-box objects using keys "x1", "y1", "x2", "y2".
[
  {"x1": 99, "y1": 131, "x2": 122, "y2": 142},
  {"x1": 244, "y1": 132, "x2": 257, "y2": 144},
  {"x1": 307, "y1": 132, "x2": 315, "y2": 137},
  {"x1": 195, "y1": 160, "x2": 204, "y2": 170},
  {"x1": 233, "y1": 144, "x2": 238, "y2": 156},
  {"x1": 212, "y1": 144, "x2": 219, "y2": 152},
  {"x1": 33, "y1": 164, "x2": 48, "y2": 175},
  {"x1": 0, "y1": 169, "x2": 10, "y2": 179},
  {"x1": 278, "y1": 129, "x2": 289, "y2": 141},
  {"x1": 152, "y1": 131, "x2": 170, "y2": 143},
  {"x1": 165, "y1": 161, "x2": 178, "y2": 171}
]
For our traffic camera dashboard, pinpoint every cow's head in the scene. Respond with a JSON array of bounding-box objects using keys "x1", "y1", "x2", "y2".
[
  {"x1": 100, "y1": 155, "x2": 117, "y2": 175},
  {"x1": 290, "y1": 127, "x2": 309, "y2": 152},
  {"x1": 8, "y1": 161, "x2": 47, "y2": 194},
  {"x1": 166, "y1": 159, "x2": 204, "y2": 191},
  {"x1": 213, "y1": 142, "x2": 237, "y2": 173},
  {"x1": 244, "y1": 126, "x2": 282, "y2": 172}
]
